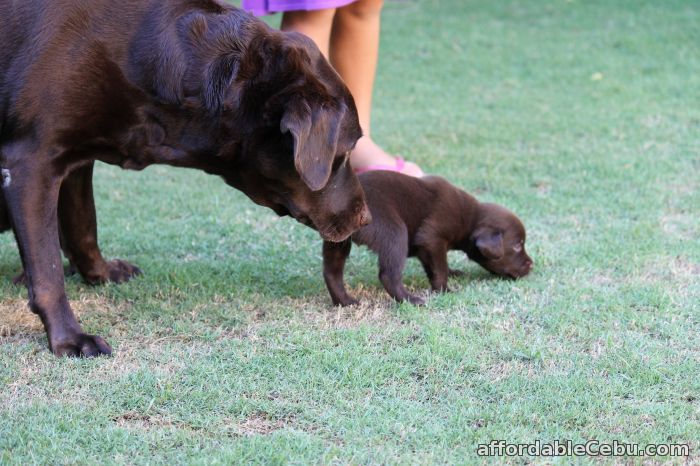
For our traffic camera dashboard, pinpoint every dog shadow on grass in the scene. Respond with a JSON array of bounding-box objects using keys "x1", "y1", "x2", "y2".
[{"x1": 0, "y1": 248, "x2": 509, "y2": 347}]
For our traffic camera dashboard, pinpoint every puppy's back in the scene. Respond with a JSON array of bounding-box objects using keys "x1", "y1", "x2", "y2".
[{"x1": 358, "y1": 172, "x2": 480, "y2": 247}]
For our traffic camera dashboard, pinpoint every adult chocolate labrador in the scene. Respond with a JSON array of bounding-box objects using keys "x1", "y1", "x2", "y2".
[{"x1": 0, "y1": 0, "x2": 370, "y2": 356}]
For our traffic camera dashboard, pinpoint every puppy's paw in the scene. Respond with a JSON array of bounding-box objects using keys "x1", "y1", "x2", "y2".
[
  {"x1": 334, "y1": 296, "x2": 360, "y2": 307},
  {"x1": 51, "y1": 333, "x2": 113, "y2": 358},
  {"x1": 448, "y1": 268, "x2": 465, "y2": 277}
]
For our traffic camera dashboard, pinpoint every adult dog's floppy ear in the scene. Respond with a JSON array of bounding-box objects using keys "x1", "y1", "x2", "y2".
[
  {"x1": 473, "y1": 228, "x2": 504, "y2": 260},
  {"x1": 280, "y1": 99, "x2": 343, "y2": 191}
]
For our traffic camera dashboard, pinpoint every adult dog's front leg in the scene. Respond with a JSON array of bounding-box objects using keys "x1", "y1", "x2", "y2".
[
  {"x1": 3, "y1": 159, "x2": 111, "y2": 357},
  {"x1": 58, "y1": 162, "x2": 141, "y2": 285}
]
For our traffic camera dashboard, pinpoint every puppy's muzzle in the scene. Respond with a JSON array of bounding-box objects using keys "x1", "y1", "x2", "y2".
[{"x1": 519, "y1": 258, "x2": 534, "y2": 276}]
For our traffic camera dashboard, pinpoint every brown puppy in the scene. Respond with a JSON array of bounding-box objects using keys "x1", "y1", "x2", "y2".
[
  {"x1": 0, "y1": 0, "x2": 370, "y2": 356},
  {"x1": 323, "y1": 172, "x2": 533, "y2": 306}
]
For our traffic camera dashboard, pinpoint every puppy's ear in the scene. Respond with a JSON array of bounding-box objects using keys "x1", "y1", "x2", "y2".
[
  {"x1": 281, "y1": 99, "x2": 342, "y2": 191},
  {"x1": 473, "y1": 228, "x2": 504, "y2": 260},
  {"x1": 203, "y1": 53, "x2": 240, "y2": 112}
]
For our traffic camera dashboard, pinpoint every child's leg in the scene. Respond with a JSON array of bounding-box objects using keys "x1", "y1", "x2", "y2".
[
  {"x1": 281, "y1": 8, "x2": 336, "y2": 57},
  {"x1": 329, "y1": 0, "x2": 423, "y2": 176},
  {"x1": 329, "y1": 0, "x2": 382, "y2": 138}
]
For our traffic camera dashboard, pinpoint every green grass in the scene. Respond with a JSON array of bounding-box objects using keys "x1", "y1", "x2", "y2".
[{"x1": 1, "y1": 0, "x2": 699, "y2": 463}]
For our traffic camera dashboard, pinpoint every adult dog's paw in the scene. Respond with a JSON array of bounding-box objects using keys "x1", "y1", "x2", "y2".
[
  {"x1": 105, "y1": 259, "x2": 142, "y2": 284},
  {"x1": 85, "y1": 259, "x2": 142, "y2": 285},
  {"x1": 51, "y1": 333, "x2": 112, "y2": 358}
]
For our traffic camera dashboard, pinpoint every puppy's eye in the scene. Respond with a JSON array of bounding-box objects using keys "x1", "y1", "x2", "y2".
[{"x1": 513, "y1": 243, "x2": 523, "y2": 253}]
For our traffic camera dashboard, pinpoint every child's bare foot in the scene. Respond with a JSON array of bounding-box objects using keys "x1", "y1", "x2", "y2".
[{"x1": 350, "y1": 136, "x2": 424, "y2": 177}]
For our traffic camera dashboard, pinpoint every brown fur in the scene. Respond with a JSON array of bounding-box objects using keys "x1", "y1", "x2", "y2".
[
  {"x1": 0, "y1": 0, "x2": 370, "y2": 356},
  {"x1": 323, "y1": 172, "x2": 533, "y2": 306}
]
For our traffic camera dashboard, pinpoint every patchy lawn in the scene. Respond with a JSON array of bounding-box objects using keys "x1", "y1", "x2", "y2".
[{"x1": 1, "y1": 0, "x2": 699, "y2": 463}]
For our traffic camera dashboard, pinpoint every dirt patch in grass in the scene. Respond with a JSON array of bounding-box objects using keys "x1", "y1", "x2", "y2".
[
  {"x1": 0, "y1": 295, "x2": 119, "y2": 338},
  {"x1": 585, "y1": 256, "x2": 698, "y2": 296},
  {"x1": 661, "y1": 212, "x2": 696, "y2": 241},
  {"x1": 486, "y1": 360, "x2": 529, "y2": 382},
  {"x1": 113, "y1": 412, "x2": 216, "y2": 436},
  {"x1": 230, "y1": 289, "x2": 409, "y2": 335},
  {"x1": 113, "y1": 411, "x2": 178, "y2": 430},
  {"x1": 298, "y1": 283, "x2": 431, "y2": 326},
  {"x1": 661, "y1": 179, "x2": 698, "y2": 242},
  {"x1": 0, "y1": 298, "x2": 41, "y2": 337},
  {"x1": 667, "y1": 256, "x2": 700, "y2": 277},
  {"x1": 639, "y1": 256, "x2": 700, "y2": 285},
  {"x1": 232, "y1": 412, "x2": 296, "y2": 436},
  {"x1": 300, "y1": 294, "x2": 397, "y2": 329},
  {"x1": 113, "y1": 411, "x2": 301, "y2": 439},
  {"x1": 590, "y1": 273, "x2": 616, "y2": 287}
]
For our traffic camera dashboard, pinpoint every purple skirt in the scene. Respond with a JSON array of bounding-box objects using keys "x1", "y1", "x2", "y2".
[{"x1": 241, "y1": 0, "x2": 356, "y2": 16}]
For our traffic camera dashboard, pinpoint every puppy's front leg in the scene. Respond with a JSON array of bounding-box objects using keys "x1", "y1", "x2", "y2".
[
  {"x1": 322, "y1": 239, "x2": 358, "y2": 306},
  {"x1": 3, "y1": 154, "x2": 111, "y2": 357},
  {"x1": 416, "y1": 242, "x2": 450, "y2": 292}
]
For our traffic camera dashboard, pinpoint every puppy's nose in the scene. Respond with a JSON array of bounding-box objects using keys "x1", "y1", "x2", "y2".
[
  {"x1": 523, "y1": 259, "x2": 533, "y2": 273},
  {"x1": 358, "y1": 206, "x2": 372, "y2": 227}
]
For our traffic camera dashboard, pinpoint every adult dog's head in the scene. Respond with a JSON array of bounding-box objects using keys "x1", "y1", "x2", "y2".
[{"x1": 173, "y1": 8, "x2": 371, "y2": 242}]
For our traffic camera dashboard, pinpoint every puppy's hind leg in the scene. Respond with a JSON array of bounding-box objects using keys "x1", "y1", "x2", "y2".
[
  {"x1": 376, "y1": 227, "x2": 424, "y2": 305},
  {"x1": 323, "y1": 239, "x2": 358, "y2": 306}
]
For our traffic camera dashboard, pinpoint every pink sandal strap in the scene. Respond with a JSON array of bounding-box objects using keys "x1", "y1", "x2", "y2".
[{"x1": 354, "y1": 156, "x2": 406, "y2": 174}]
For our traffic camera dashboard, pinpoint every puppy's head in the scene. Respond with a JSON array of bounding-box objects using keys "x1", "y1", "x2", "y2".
[
  {"x1": 466, "y1": 203, "x2": 533, "y2": 278},
  {"x1": 190, "y1": 16, "x2": 370, "y2": 242}
]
